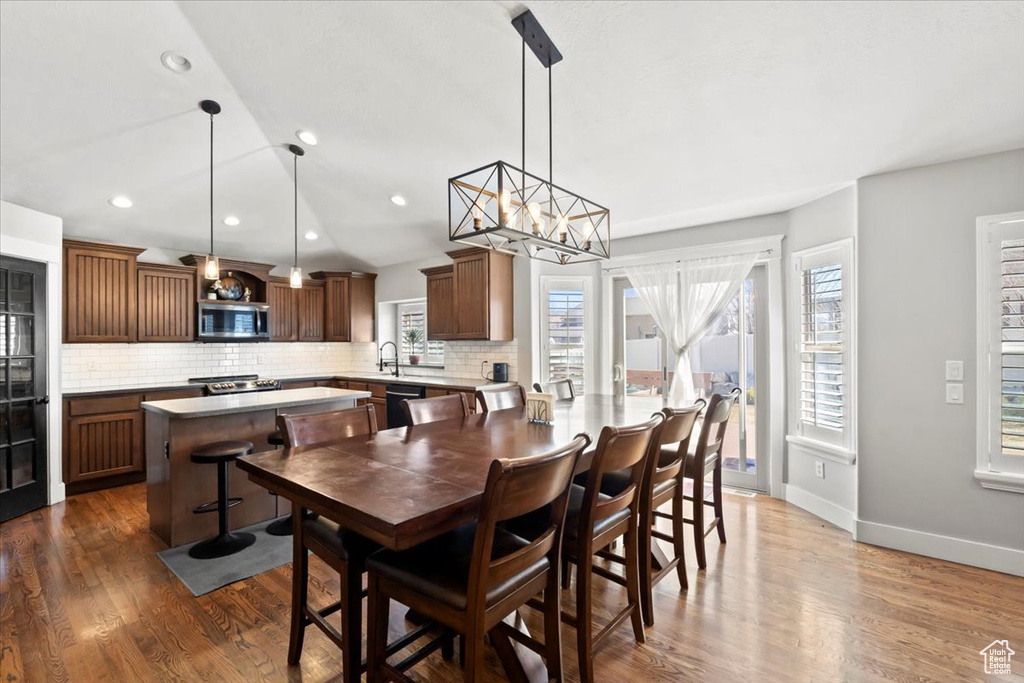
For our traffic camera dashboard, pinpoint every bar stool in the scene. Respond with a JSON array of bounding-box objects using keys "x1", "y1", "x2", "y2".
[
  {"x1": 265, "y1": 429, "x2": 292, "y2": 537},
  {"x1": 188, "y1": 439, "x2": 256, "y2": 560}
]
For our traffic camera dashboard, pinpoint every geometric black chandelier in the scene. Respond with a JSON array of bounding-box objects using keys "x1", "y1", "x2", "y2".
[{"x1": 448, "y1": 10, "x2": 610, "y2": 265}]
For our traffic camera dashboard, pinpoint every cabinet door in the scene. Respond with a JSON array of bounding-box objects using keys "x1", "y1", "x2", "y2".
[
  {"x1": 67, "y1": 411, "x2": 144, "y2": 483},
  {"x1": 137, "y1": 266, "x2": 195, "y2": 342},
  {"x1": 426, "y1": 271, "x2": 456, "y2": 339},
  {"x1": 65, "y1": 244, "x2": 142, "y2": 342},
  {"x1": 453, "y1": 253, "x2": 489, "y2": 339},
  {"x1": 268, "y1": 282, "x2": 298, "y2": 341},
  {"x1": 349, "y1": 276, "x2": 376, "y2": 343},
  {"x1": 370, "y1": 397, "x2": 387, "y2": 430},
  {"x1": 298, "y1": 285, "x2": 325, "y2": 342},
  {"x1": 324, "y1": 276, "x2": 351, "y2": 341}
]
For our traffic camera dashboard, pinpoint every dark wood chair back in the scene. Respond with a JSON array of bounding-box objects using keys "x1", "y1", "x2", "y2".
[
  {"x1": 277, "y1": 404, "x2": 378, "y2": 451},
  {"x1": 474, "y1": 384, "x2": 527, "y2": 412},
  {"x1": 686, "y1": 388, "x2": 741, "y2": 478},
  {"x1": 467, "y1": 434, "x2": 590, "y2": 609},
  {"x1": 532, "y1": 378, "x2": 575, "y2": 399},
  {"x1": 578, "y1": 415, "x2": 664, "y2": 539},
  {"x1": 401, "y1": 393, "x2": 470, "y2": 426},
  {"x1": 650, "y1": 400, "x2": 705, "y2": 484}
]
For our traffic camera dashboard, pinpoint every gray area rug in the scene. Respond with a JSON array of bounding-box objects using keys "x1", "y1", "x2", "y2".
[{"x1": 157, "y1": 518, "x2": 292, "y2": 596}]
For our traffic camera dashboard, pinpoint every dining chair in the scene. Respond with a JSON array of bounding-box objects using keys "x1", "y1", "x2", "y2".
[
  {"x1": 401, "y1": 392, "x2": 470, "y2": 426},
  {"x1": 597, "y1": 401, "x2": 705, "y2": 624},
  {"x1": 532, "y1": 378, "x2": 576, "y2": 399},
  {"x1": 365, "y1": 434, "x2": 590, "y2": 683},
  {"x1": 684, "y1": 388, "x2": 742, "y2": 569},
  {"x1": 512, "y1": 414, "x2": 664, "y2": 683},
  {"x1": 277, "y1": 405, "x2": 382, "y2": 681},
  {"x1": 474, "y1": 384, "x2": 527, "y2": 412}
]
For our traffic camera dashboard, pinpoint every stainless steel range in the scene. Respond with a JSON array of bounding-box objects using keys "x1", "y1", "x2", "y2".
[{"x1": 188, "y1": 374, "x2": 281, "y2": 396}]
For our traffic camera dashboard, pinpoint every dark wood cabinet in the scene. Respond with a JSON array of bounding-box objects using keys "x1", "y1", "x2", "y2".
[
  {"x1": 312, "y1": 271, "x2": 377, "y2": 342},
  {"x1": 137, "y1": 264, "x2": 195, "y2": 342},
  {"x1": 64, "y1": 240, "x2": 145, "y2": 343},
  {"x1": 421, "y1": 247, "x2": 513, "y2": 341},
  {"x1": 268, "y1": 280, "x2": 298, "y2": 341},
  {"x1": 297, "y1": 283, "x2": 325, "y2": 342},
  {"x1": 423, "y1": 265, "x2": 456, "y2": 339}
]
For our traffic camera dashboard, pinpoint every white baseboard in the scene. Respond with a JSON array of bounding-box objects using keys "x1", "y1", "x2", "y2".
[
  {"x1": 856, "y1": 519, "x2": 1024, "y2": 577},
  {"x1": 49, "y1": 481, "x2": 66, "y2": 506},
  {"x1": 782, "y1": 484, "x2": 855, "y2": 533}
]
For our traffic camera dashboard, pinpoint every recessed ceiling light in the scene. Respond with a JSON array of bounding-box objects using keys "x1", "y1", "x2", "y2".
[
  {"x1": 223, "y1": 215, "x2": 240, "y2": 226},
  {"x1": 296, "y1": 130, "x2": 318, "y2": 146},
  {"x1": 108, "y1": 195, "x2": 133, "y2": 209},
  {"x1": 390, "y1": 195, "x2": 407, "y2": 206},
  {"x1": 304, "y1": 231, "x2": 318, "y2": 240},
  {"x1": 160, "y1": 51, "x2": 192, "y2": 73}
]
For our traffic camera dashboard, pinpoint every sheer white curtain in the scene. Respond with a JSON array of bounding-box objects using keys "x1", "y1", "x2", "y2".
[{"x1": 626, "y1": 253, "x2": 758, "y2": 405}]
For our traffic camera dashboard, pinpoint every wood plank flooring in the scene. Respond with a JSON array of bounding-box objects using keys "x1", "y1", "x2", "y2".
[{"x1": 2, "y1": 483, "x2": 1022, "y2": 682}]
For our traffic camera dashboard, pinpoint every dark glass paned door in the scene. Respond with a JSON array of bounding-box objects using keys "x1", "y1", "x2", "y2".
[{"x1": 0, "y1": 256, "x2": 48, "y2": 522}]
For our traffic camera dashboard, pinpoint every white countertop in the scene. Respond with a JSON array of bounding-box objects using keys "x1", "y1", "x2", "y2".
[{"x1": 141, "y1": 387, "x2": 371, "y2": 419}]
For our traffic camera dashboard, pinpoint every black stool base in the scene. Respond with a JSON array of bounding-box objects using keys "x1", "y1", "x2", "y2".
[
  {"x1": 265, "y1": 515, "x2": 293, "y2": 536},
  {"x1": 188, "y1": 531, "x2": 256, "y2": 560}
]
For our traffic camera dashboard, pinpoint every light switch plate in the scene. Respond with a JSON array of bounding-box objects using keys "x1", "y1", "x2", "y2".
[
  {"x1": 815, "y1": 461, "x2": 824, "y2": 479},
  {"x1": 946, "y1": 383, "x2": 964, "y2": 405},
  {"x1": 946, "y1": 360, "x2": 964, "y2": 381}
]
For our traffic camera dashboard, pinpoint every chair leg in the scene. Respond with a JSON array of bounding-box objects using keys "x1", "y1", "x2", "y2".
[
  {"x1": 692, "y1": 482, "x2": 707, "y2": 569},
  {"x1": 287, "y1": 507, "x2": 307, "y2": 665},
  {"x1": 624, "y1": 524, "x2": 645, "y2": 644},
  {"x1": 339, "y1": 561, "x2": 363, "y2": 683},
  {"x1": 561, "y1": 557, "x2": 572, "y2": 589},
  {"x1": 575, "y1": 553, "x2": 595, "y2": 683},
  {"x1": 366, "y1": 574, "x2": 389, "y2": 683},
  {"x1": 544, "y1": 576, "x2": 564, "y2": 682},
  {"x1": 462, "y1": 627, "x2": 483, "y2": 683},
  {"x1": 672, "y1": 486, "x2": 688, "y2": 591},
  {"x1": 639, "y1": 502, "x2": 656, "y2": 627},
  {"x1": 713, "y1": 464, "x2": 727, "y2": 544}
]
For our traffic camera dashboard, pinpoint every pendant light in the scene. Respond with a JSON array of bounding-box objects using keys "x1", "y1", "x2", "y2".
[
  {"x1": 200, "y1": 99, "x2": 222, "y2": 279},
  {"x1": 288, "y1": 144, "x2": 305, "y2": 288},
  {"x1": 447, "y1": 10, "x2": 610, "y2": 265}
]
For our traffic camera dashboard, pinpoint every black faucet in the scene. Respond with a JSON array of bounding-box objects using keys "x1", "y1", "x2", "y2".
[{"x1": 378, "y1": 341, "x2": 400, "y2": 377}]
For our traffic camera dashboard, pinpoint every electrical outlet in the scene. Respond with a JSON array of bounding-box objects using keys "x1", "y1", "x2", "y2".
[
  {"x1": 86, "y1": 360, "x2": 99, "y2": 372},
  {"x1": 815, "y1": 461, "x2": 825, "y2": 479}
]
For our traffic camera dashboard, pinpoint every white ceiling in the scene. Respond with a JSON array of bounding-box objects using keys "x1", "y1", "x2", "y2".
[{"x1": 1, "y1": 1, "x2": 1022, "y2": 271}]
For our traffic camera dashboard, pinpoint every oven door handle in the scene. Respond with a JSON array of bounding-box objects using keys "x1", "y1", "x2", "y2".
[{"x1": 386, "y1": 391, "x2": 422, "y2": 399}]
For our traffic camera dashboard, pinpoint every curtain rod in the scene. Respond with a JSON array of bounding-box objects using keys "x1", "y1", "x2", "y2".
[{"x1": 601, "y1": 248, "x2": 773, "y2": 273}]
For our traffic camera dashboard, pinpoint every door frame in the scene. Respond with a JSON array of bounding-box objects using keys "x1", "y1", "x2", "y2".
[
  {"x1": 600, "y1": 235, "x2": 786, "y2": 499},
  {"x1": 1, "y1": 224, "x2": 64, "y2": 508}
]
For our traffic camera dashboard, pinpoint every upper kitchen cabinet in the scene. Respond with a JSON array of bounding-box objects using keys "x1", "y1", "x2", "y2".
[
  {"x1": 312, "y1": 271, "x2": 376, "y2": 342},
  {"x1": 64, "y1": 239, "x2": 145, "y2": 343},
  {"x1": 421, "y1": 247, "x2": 513, "y2": 341},
  {"x1": 179, "y1": 254, "x2": 273, "y2": 303},
  {"x1": 297, "y1": 280, "x2": 325, "y2": 342},
  {"x1": 267, "y1": 279, "x2": 298, "y2": 342},
  {"x1": 137, "y1": 263, "x2": 195, "y2": 342}
]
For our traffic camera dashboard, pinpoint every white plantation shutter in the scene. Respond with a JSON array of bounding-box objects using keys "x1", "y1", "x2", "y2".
[
  {"x1": 547, "y1": 288, "x2": 586, "y2": 393},
  {"x1": 398, "y1": 303, "x2": 443, "y2": 364},
  {"x1": 800, "y1": 263, "x2": 844, "y2": 430},
  {"x1": 999, "y1": 236, "x2": 1023, "y2": 456}
]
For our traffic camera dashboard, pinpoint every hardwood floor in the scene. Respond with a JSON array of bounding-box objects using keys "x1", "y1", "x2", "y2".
[{"x1": 2, "y1": 483, "x2": 1021, "y2": 682}]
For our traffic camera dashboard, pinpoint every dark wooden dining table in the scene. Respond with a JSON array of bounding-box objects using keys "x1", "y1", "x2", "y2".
[{"x1": 234, "y1": 393, "x2": 665, "y2": 680}]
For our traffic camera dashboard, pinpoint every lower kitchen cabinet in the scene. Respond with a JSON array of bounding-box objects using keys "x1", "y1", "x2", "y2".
[
  {"x1": 370, "y1": 397, "x2": 387, "y2": 430},
  {"x1": 63, "y1": 387, "x2": 202, "y2": 494}
]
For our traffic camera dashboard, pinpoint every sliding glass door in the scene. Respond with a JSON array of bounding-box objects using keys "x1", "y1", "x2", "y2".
[{"x1": 611, "y1": 266, "x2": 768, "y2": 491}]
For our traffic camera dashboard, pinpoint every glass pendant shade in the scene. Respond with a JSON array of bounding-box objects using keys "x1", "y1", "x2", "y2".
[
  {"x1": 290, "y1": 266, "x2": 303, "y2": 289},
  {"x1": 204, "y1": 254, "x2": 220, "y2": 280}
]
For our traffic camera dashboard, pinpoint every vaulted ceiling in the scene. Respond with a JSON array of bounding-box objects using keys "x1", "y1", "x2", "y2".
[{"x1": 2, "y1": 1, "x2": 1022, "y2": 271}]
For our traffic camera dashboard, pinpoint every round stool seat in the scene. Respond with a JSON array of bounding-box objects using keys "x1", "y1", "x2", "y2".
[
  {"x1": 268, "y1": 430, "x2": 285, "y2": 447},
  {"x1": 190, "y1": 440, "x2": 254, "y2": 464}
]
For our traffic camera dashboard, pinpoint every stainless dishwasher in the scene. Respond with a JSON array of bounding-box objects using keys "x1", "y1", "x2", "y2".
[{"x1": 385, "y1": 384, "x2": 426, "y2": 428}]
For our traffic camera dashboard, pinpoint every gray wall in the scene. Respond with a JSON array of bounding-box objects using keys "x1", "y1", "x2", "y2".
[
  {"x1": 857, "y1": 148, "x2": 1024, "y2": 551},
  {"x1": 786, "y1": 186, "x2": 858, "y2": 513}
]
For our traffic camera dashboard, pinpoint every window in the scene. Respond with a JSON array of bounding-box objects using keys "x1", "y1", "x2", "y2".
[
  {"x1": 541, "y1": 278, "x2": 590, "y2": 394},
  {"x1": 397, "y1": 302, "x2": 443, "y2": 364},
  {"x1": 788, "y1": 239, "x2": 855, "y2": 460},
  {"x1": 976, "y1": 212, "x2": 1024, "y2": 492}
]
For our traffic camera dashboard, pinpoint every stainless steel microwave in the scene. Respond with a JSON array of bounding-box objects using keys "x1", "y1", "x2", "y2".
[{"x1": 197, "y1": 302, "x2": 270, "y2": 341}]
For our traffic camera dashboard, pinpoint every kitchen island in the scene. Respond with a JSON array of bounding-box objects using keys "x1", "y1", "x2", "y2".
[{"x1": 142, "y1": 387, "x2": 370, "y2": 547}]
